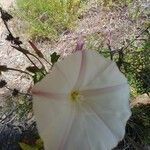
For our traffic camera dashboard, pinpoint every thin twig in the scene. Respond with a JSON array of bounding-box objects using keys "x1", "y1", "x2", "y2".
[
  {"x1": 5, "y1": 86, "x2": 32, "y2": 97},
  {"x1": 0, "y1": 8, "x2": 48, "y2": 74},
  {"x1": 6, "y1": 67, "x2": 32, "y2": 76},
  {"x1": 122, "y1": 26, "x2": 150, "y2": 51}
]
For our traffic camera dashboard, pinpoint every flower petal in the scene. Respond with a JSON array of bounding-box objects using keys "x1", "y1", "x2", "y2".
[
  {"x1": 32, "y1": 89, "x2": 67, "y2": 100},
  {"x1": 53, "y1": 51, "x2": 83, "y2": 91},
  {"x1": 81, "y1": 105, "x2": 119, "y2": 150},
  {"x1": 33, "y1": 50, "x2": 86, "y2": 94},
  {"x1": 80, "y1": 83, "x2": 127, "y2": 96},
  {"x1": 74, "y1": 50, "x2": 128, "y2": 91},
  {"x1": 76, "y1": 50, "x2": 112, "y2": 90},
  {"x1": 73, "y1": 50, "x2": 86, "y2": 89},
  {"x1": 33, "y1": 49, "x2": 131, "y2": 150},
  {"x1": 33, "y1": 97, "x2": 75, "y2": 150},
  {"x1": 83, "y1": 84, "x2": 131, "y2": 141},
  {"x1": 56, "y1": 105, "x2": 93, "y2": 150},
  {"x1": 57, "y1": 103, "x2": 119, "y2": 150}
]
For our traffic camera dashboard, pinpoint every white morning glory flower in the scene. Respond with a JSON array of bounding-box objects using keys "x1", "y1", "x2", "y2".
[{"x1": 32, "y1": 49, "x2": 131, "y2": 150}]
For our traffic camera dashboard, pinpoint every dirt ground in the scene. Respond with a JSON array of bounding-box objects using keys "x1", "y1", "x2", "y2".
[{"x1": 0, "y1": 0, "x2": 14, "y2": 10}]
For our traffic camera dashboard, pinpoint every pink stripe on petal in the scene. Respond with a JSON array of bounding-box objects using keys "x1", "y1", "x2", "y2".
[
  {"x1": 32, "y1": 90, "x2": 67, "y2": 100},
  {"x1": 58, "y1": 104, "x2": 76, "y2": 150},
  {"x1": 80, "y1": 83, "x2": 127, "y2": 97},
  {"x1": 73, "y1": 50, "x2": 86, "y2": 89},
  {"x1": 85, "y1": 62, "x2": 115, "y2": 87},
  {"x1": 55, "y1": 64, "x2": 70, "y2": 86},
  {"x1": 84, "y1": 102, "x2": 117, "y2": 140}
]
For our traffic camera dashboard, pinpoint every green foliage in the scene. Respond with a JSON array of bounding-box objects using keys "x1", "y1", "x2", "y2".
[
  {"x1": 128, "y1": 4, "x2": 141, "y2": 20},
  {"x1": 114, "y1": 104, "x2": 150, "y2": 149},
  {"x1": 25, "y1": 52, "x2": 60, "y2": 84},
  {"x1": 129, "y1": 104, "x2": 150, "y2": 145},
  {"x1": 123, "y1": 32, "x2": 150, "y2": 96},
  {"x1": 26, "y1": 65, "x2": 47, "y2": 84},
  {"x1": 16, "y1": 95, "x2": 32, "y2": 121},
  {"x1": 15, "y1": 0, "x2": 83, "y2": 40},
  {"x1": 19, "y1": 139, "x2": 43, "y2": 150},
  {"x1": 50, "y1": 52, "x2": 60, "y2": 66},
  {"x1": 32, "y1": 68, "x2": 47, "y2": 84},
  {"x1": 19, "y1": 143, "x2": 37, "y2": 150}
]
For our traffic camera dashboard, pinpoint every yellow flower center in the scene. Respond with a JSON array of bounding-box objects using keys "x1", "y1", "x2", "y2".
[{"x1": 70, "y1": 90, "x2": 84, "y2": 102}]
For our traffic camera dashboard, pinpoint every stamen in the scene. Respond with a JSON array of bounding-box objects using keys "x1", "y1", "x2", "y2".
[{"x1": 70, "y1": 90, "x2": 84, "y2": 102}]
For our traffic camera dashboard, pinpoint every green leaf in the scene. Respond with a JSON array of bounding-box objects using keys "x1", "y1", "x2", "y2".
[
  {"x1": 33, "y1": 69, "x2": 46, "y2": 84},
  {"x1": 35, "y1": 139, "x2": 44, "y2": 149},
  {"x1": 50, "y1": 52, "x2": 60, "y2": 65},
  {"x1": 19, "y1": 143, "x2": 38, "y2": 150}
]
